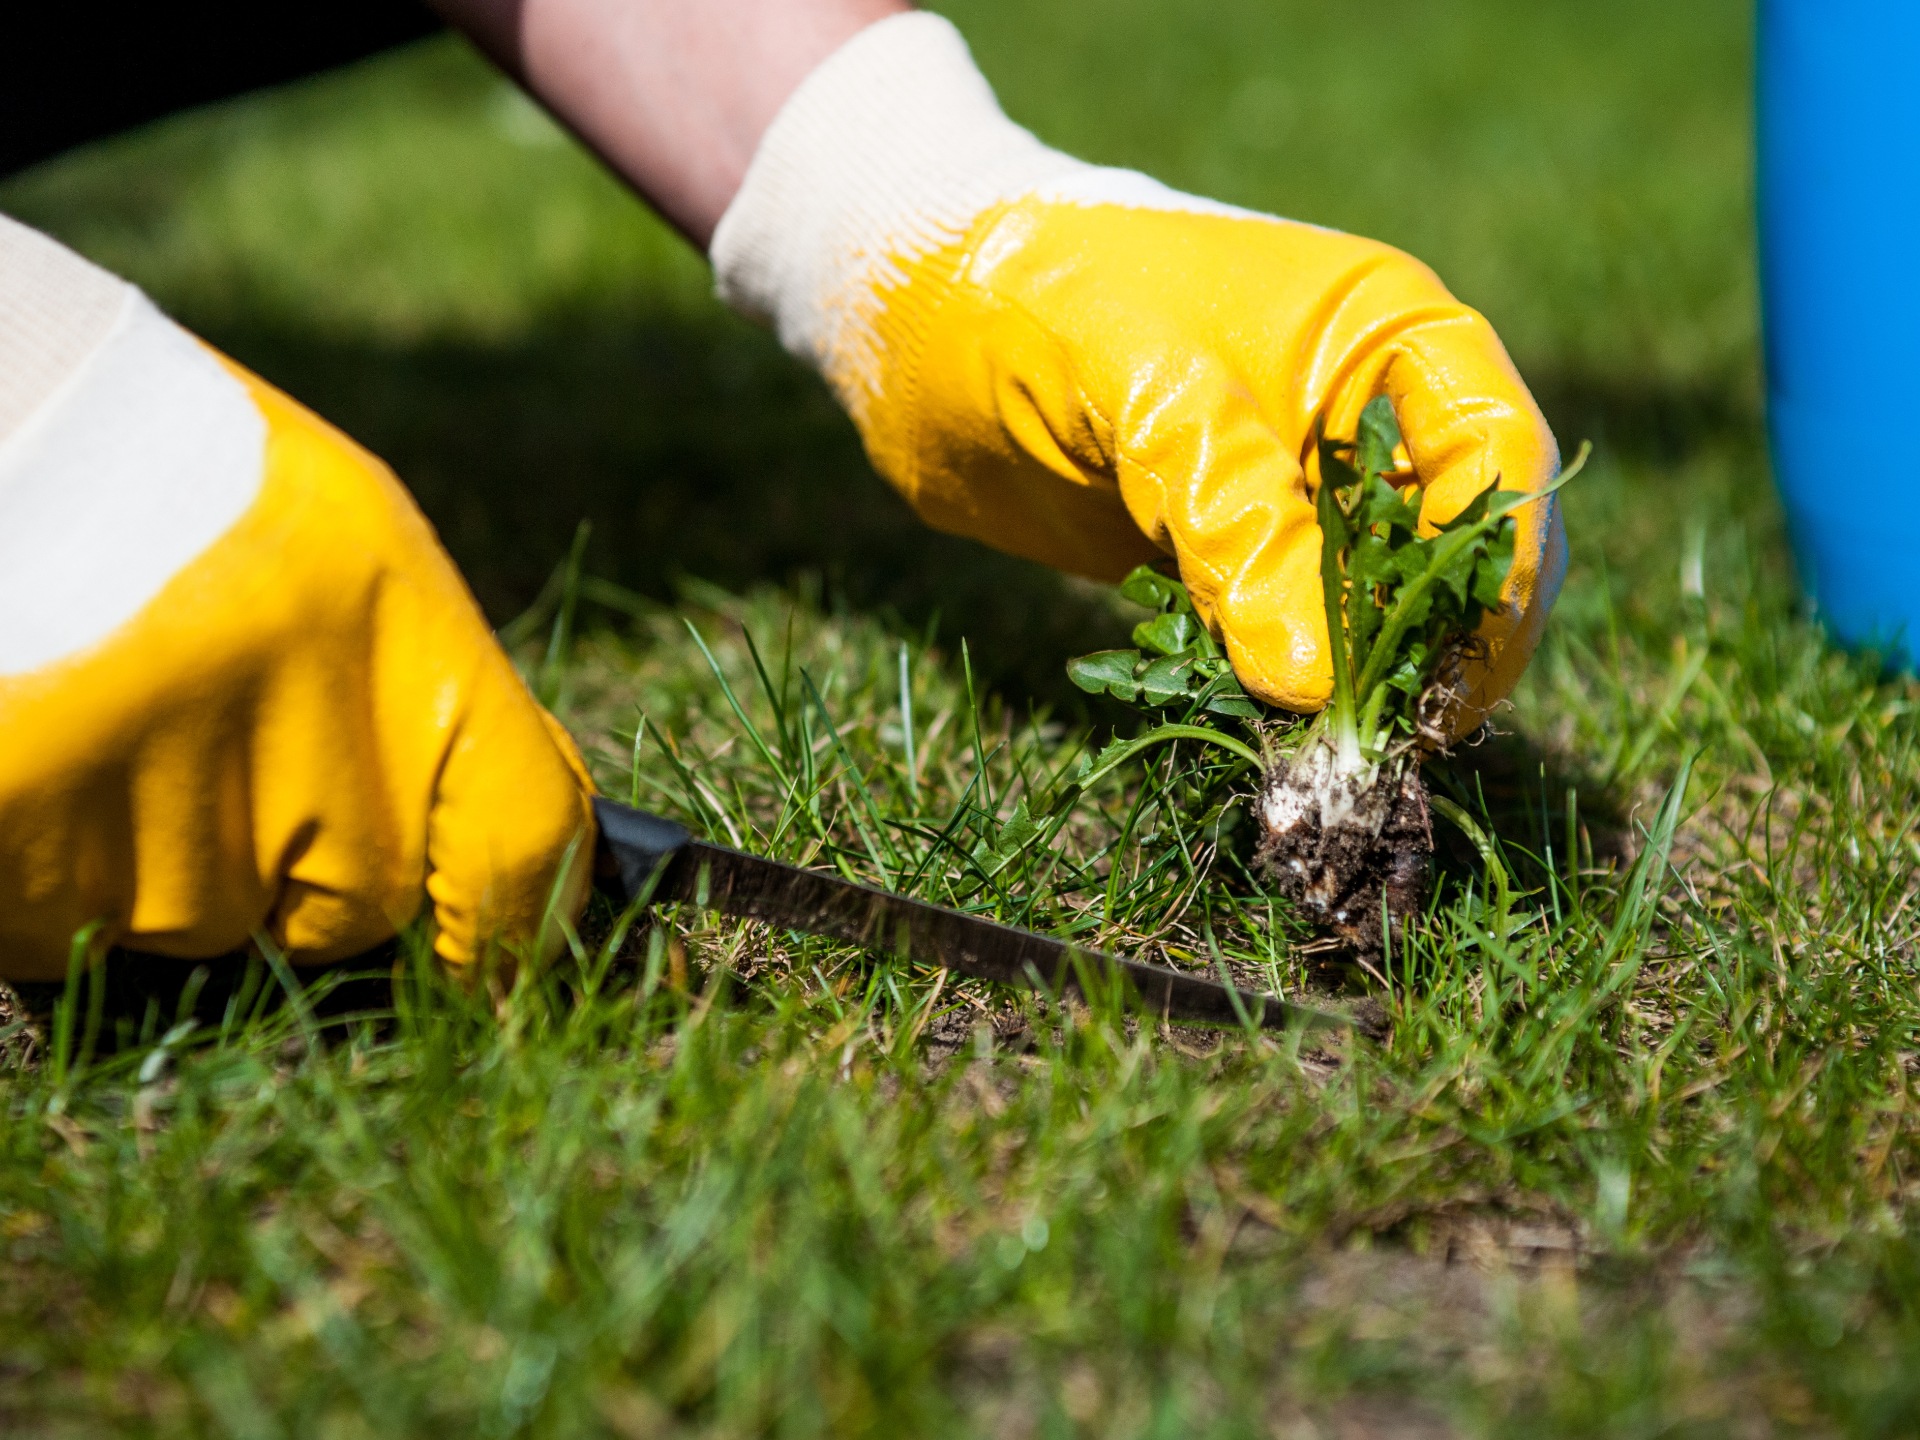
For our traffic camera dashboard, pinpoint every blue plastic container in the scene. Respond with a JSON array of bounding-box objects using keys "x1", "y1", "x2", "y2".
[{"x1": 1758, "y1": 0, "x2": 1920, "y2": 662}]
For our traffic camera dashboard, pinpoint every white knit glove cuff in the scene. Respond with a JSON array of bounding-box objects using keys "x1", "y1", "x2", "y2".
[
  {"x1": 709, "y1": 13, "x2": 1085, "y2": 388},
  {"x1": 0, "y1": 215, "x2": 266, "y2": 675},
  {"x1": 711, "y1": 12, "x2": 1274, "y2": 408},
  {"x1": 0, "y1": 214, "x2": 133, "y2": 448}
]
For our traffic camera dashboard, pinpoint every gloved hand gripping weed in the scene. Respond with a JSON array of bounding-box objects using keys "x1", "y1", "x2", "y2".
[{"x1": 1075, "y1": 400, "x2": 1584, "y2": 956}]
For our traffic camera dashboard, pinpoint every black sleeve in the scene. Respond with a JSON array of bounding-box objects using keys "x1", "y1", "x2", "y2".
[{"x1": 3, "y1": 0, "x2": 444, "y2": 179}]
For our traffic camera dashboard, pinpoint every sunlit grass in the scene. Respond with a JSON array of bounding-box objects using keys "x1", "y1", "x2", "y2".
[{"x1": 7, "y1": 0, "x2": 1920, "y2": 1433}]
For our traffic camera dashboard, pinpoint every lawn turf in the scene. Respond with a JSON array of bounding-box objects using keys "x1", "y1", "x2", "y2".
[{"x1": 8, "y1": 1, "x2": 1920, "y2": 1434}]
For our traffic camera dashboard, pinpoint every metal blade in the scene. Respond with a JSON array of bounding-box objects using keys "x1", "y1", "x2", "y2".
[{"x1": 593, "y1": 800, "x2": 1338, "y2": 1032}]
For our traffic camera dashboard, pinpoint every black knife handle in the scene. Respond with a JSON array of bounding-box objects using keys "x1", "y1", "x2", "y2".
[{"x1": 592, "y1": 798, "x2": 690, "y2": 904}]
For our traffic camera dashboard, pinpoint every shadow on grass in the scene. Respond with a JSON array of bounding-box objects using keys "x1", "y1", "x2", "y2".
[
  {"x1": 9, "y1": 951, "x2": 399, "y2": 1054},
  {"x1": 1530, "y1": 365, "x2": 1760, "y2": 470},
  {"x1": 205, "y1": 309, "x2": 1138, "y2": 710},
  {"x1": 1429, "y1": 727, "x2": 1639, "y2": 905}
]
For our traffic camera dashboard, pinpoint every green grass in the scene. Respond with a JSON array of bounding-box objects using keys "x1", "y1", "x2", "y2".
[{"x1": 9, "y1": 1, "x2": 1920, "y2": 1434}]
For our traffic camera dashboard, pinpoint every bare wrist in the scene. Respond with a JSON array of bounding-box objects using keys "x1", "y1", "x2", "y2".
[{"x1": 432, "y1": 0, "x2": 909, "y2": 246}]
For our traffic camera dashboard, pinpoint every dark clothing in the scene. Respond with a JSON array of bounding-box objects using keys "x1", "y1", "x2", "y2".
[{"x1": 4, "y1": 1, "x2": 442, "y2": 178}]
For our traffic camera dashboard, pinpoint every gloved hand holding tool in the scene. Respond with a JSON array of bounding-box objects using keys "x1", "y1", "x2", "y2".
[{"x1": 0, "y1": 218, "x2": 595, "y2": 977}]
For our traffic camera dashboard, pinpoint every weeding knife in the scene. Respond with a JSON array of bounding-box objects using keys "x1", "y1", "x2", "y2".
[{"x1": 591, "y1": 798, "x2": 1340, "y2": 1032}]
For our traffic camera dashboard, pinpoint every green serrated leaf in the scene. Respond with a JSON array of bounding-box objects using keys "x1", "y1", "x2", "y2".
[
  {"x1": 1394, "y1": 581, "x2": 1439, "y2": 638},
  {"x1": 1346, "y1": 530, "x2": 1400, "y2": 588},
  {"x1": 976, "y1": 798, "x2": 1043, "y2": 874},
  {"x1": 1119, "y1": 565, "x2": 1185, "y2": 611},
  {"x1": 1384, "y1": 640, "x2": 1430, "y2": 696},
  {"x1": 1440, "y1": 485, "x2": 1495, "y2": 533},
  {"x1": 1137, "y1": 654, "x2": 1199, "y2": 706},
  {"x1": 1356, "y1": 396, "x2": 1402, "y2": 481},
  {"x1": 1070, "y1": 415, "x2": 1583, "y2": 760},
  {"x1": 1432, "y1": 541, "x2": 1479, "y2": 609},
  {"x1": 1471, "y1": 530, "x2": 1515, "y2": 611},
  {"x1": 1357, "y1": 475, "x2": 1420, "y2": 536},
  {"x1": 1205, "y1": 695, "x2": 1264, "y2": 719},
  {"x1": 1133, "y1": 610, "x2": 1197, "y2": 656},
  {"x1": 1066, "y1": 649, "x2": 1144, "y2": 698}
]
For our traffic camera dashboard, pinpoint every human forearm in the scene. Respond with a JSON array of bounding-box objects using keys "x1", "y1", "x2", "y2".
[{"x1": 427, "y1": 0, "x2": 908, "y2": 246}]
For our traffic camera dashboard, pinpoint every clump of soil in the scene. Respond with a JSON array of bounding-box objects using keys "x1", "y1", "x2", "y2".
[{"x1": 1255, "y1": 743, "x2": 1432, "y2": 957}]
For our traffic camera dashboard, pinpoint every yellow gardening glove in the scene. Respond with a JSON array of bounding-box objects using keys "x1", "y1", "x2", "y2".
[
  {"x1": 0, "y1": 218, "x2": 594, "y2": 980},
  {"x1": 713, "y1": 13, "x2": 1566, "y2": 719}
]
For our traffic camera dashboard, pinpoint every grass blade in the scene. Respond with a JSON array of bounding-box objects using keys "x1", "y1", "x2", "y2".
[{"x1": 802, "y1": 668, "x2": 899, "y2": 887}]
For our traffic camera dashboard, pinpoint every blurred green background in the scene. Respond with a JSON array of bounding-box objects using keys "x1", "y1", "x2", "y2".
[{"x1": 0, "y1": 0, "x2": 1762, "y2": 699}]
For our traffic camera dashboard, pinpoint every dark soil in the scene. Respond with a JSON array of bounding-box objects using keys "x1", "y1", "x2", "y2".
[{"x1": 1255, "y1": 747, "x2": 1434, "y2": 957}]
